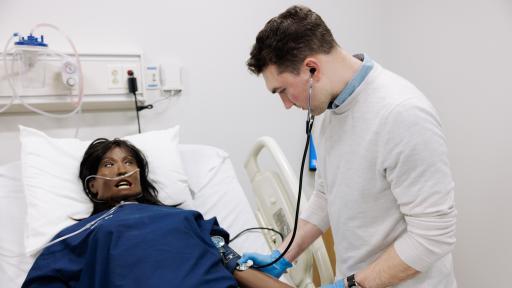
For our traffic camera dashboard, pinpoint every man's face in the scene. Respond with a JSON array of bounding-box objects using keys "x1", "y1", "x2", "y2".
[
  {"x1": 262, "y1": 65, "x2": 313, "y2": 112},
  {"x1": 88, "y1": 146, "x2": 142, "y2": 202}
]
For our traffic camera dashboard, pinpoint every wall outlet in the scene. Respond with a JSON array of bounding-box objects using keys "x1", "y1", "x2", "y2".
[
  {"x1": 107, "y1": 65, "x2": 140, "y2": 90},
  {"x1": 107, "y1": 65, "x2": 124, "y2": 89}
]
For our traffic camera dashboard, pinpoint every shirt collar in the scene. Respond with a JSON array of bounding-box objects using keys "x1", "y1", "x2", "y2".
[{"x1": 328, "y1": 53, "x2": 374, "y2": 110}]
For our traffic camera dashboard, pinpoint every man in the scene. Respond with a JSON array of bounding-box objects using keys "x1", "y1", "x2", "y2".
[{"x1": 240, "y1": 5, "x2": 457, "y2": 288}]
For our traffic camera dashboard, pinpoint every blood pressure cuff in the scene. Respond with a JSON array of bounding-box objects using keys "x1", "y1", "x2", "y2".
[
  {"x1": 221, "y1": 244, "x2": 242, "y2": 273},
  {"x1": 210, "y1": 228, "x2": 241, "y2": 273},
  {"x1": 210, "y1": 225, "x2": 231, "y2": 245}
]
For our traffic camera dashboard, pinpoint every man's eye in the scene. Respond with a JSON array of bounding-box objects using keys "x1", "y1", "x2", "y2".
[
  {"x1": 104, "y1": 162, "x2": 114, "y2": 167},
  {"x1": 125, "y1": 160, "x2": 134, "y2": 165}
]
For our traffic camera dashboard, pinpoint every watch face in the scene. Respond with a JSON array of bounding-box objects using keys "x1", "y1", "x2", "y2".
[{"x1": 211, "y1": 236, "x2": 225, "y2": 248}]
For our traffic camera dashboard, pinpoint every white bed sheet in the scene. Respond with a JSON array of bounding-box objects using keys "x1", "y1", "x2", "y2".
[{"x1": 0, "y1": 144, "x2": 268, "y2": 287}]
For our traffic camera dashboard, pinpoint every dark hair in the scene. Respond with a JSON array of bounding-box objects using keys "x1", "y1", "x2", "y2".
[
  {"x1": 79, "y1": 138, "x2": 167, "y2": 216},
  {"x1": 247, "y1": 5, "x2": 338, "y2": 75}
]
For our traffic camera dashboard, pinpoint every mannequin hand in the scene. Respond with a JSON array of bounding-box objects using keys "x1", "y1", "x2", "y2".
[{"x1": 239, "y1": 250, "x2": 292, "y2": 278}]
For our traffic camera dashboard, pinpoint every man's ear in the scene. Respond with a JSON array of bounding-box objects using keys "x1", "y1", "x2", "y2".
[{"x1": 303, "y1": 57, "x2": 320, "y2": 79}]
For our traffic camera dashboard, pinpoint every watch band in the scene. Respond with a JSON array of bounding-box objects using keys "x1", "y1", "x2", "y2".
[{"x1": 347, "y1": 274, "x2": 358, "y2": 288}]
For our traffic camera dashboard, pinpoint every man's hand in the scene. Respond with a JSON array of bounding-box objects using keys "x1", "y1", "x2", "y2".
[{"x1": 239, "y1": 250, "x2": 292, "y2": 278}]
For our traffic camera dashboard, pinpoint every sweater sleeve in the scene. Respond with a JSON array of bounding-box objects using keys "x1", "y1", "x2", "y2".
[
  {"x1": 379, "y1": 98, "x2": 456, "y2": 272},
  {"x1": 300, "y1": 166, "x2": 330, "y2": 232}
]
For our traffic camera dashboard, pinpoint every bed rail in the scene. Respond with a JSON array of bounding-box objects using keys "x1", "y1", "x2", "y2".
[{"x1": 244, "y1": 136, "x2": 334, "y2": 287}]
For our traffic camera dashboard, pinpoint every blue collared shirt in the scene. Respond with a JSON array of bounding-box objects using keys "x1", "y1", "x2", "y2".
[{"x1": 328, "y1": 53, "x2": 374, "y2": 109}]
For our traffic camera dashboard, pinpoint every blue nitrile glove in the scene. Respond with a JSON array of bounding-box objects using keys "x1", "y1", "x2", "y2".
[
  {"x1": 239, "y1": 250, "x2": 292, "y2": 278},
  {"x1": 320, "y1": 279, "x2": 345, "y2": 288}
]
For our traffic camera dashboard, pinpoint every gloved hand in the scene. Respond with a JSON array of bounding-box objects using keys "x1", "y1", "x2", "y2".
[
  {"x1": 239, "y1": 250, "x2": 292, "y2": 278},
  {"x1": 320, "y1": 279, "x2": 345, "y2": 288}
]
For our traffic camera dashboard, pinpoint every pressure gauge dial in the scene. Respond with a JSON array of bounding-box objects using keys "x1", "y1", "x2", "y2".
[{"x1": 211, "y1": 235, "x2": 225, "y2": 248}]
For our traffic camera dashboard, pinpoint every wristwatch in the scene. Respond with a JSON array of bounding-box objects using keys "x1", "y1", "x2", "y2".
[{"x1": 347, "y1": 274, "x2": 360, "y2": 288}]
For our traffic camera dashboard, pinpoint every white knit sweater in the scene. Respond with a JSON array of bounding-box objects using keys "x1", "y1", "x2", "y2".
[{"x1": 301, "y1": 62, "x2": 457, "y2": 287}]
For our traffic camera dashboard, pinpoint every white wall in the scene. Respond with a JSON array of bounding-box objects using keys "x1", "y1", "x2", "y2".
[
  {"x1": 372, "y1": 1, "x2": 512, "y2": 287},
  {"x1": 1, "y1": 1, "x2": 510, "y2": 287}
]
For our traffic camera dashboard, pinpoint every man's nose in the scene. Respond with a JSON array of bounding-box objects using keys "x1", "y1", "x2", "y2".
[{"x1": 280, "y1": 94, "x2": 294, "y2": 109}]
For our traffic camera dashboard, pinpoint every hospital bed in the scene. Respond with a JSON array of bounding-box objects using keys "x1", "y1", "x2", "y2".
[{"x1": 0, "y1": 137, "x2": 333, "y2": 287}]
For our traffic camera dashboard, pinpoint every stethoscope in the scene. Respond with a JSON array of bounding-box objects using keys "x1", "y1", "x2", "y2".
[{"x1": 252, "y1": 67, "x2": 316, "y2": 269}]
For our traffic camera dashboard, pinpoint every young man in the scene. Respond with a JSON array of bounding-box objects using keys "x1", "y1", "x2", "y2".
[{"x1": 240, "y1": 5, "x2": 457, "y2": 288}]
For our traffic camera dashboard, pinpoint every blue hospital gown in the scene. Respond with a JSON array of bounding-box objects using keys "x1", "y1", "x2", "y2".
[{"x1": 22, "y1": 203, "x2": 238, "y2": 287}]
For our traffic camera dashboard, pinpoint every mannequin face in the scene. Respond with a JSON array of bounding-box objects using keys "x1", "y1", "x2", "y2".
[{"x1": 88, "y1": 146, "x2": 142, "y2": 202}]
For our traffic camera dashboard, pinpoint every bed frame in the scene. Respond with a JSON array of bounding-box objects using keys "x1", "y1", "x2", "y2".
[{"x1": 245, "y1": 136, "x2": 334, "y2": 287}]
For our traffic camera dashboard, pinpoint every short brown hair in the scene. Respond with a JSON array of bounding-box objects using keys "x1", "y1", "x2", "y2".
[{"x1": 247, "y1": 5, "x2": 338, "y2": 75}]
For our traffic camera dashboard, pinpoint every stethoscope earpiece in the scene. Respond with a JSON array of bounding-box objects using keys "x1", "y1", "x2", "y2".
[{"x1": 306, "y1": 68, "x2": 315, "y2": 135}]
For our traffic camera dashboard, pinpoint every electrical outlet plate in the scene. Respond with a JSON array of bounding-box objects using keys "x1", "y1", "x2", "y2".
[
  {"x1": 107, "y1": 65, "x2": 124, "y2": 89},
  {"x1": 107, "y1": 64, "x2": 142, "y2": 90},
  {"x1": 144, "y1": 65, "x2": 160, "y2": 90}
]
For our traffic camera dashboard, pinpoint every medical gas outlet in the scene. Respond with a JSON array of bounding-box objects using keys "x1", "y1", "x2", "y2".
[{"x1": 61, "y1": 60, "x2": 79, "y2": 88}]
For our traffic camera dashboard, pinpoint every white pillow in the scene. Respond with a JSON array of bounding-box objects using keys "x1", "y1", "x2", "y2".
[
  {"x1": 20, "y1": 125, "x2": 192, "y2": 254},
  {"x1": 0, "y1": 161, "x2": 26, "y2": 255},
  {"x1": 178, "y1": 144, "x2": 229, "y2": 198},
  {"x1": 0, "y1": 161, "x2": 34, "y2": 288}
]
